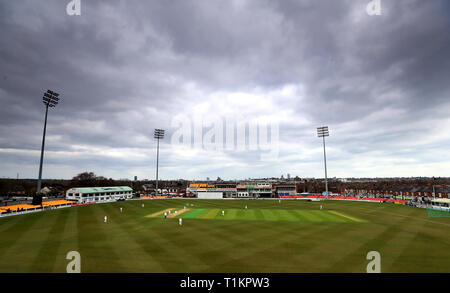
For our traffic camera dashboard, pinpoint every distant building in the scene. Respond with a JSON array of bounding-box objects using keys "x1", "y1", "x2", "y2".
[
  {"x1": 187, "y1": 183, "x2": 236, "y2": 199},
  {"x1": 40, "y1": 187, "x2": 53, "y2": 195},
  {"x1": 187, "y1": 181, "x2": 276, "y2": 198},
  {"x1": 274, "y1": 184, "x2": 297, "y2": 197},
  {"x1": 66, "y1": 186, "x2": 133, "y2": 203},
  {"x1": 237, "y1": 183, "x2": 273, "y2": 198},
  {"x1": 40, "y1": 186, "x2": 63, "y2": 195}
]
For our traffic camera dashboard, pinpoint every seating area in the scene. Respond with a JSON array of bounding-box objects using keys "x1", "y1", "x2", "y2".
[
  {"x1": 141, "y1": 195, "x2": 169, "y2": 199},
  {"x1": 280, "y1": 195, "x2": 408, "y2": 204},
  {"x1": 0, "y1": 200, "x2": 74, "y2": 214},
  {"x1": 0, "y1": 204, "x2": 37, "y2": 212}
]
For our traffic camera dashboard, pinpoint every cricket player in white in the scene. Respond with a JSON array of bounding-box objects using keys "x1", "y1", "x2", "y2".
[
  {"x1": 179, "y1": 218, "x2": 182, "y2": 226},
  {"x1": 168, "y1": 210, "x2": 171, "y2": 215},
  {"x1": 104, "y1": 216, "x2": 107, "y2": 223},
  {"x1": 245, "y1": 205, "x2": 247, "y2": 210},
  {"x1": 120, "y1": 207, "x2": 123, "y2": 213},
  {"x1": 320, "y1": 205, "x2": 323, "y2": 210},
  {"x1": 184, "y1": 206, "x2": 186, "y2": 210},
  {"x1": 164, "y1": 212, "x2": 167, "y2": 219},
  {"x1": 222, "y1": 210, "x2": 225, "y2": 216},
  {"x1": 142, "y1": 204, "x2": 144, "y2": 208},
  {"x1": 175, "y1": 210, "x2": 178, "y2": 216}
]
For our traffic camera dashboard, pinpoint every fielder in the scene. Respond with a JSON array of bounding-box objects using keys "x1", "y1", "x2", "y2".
[
  {"x1": 222, "y1": 210, "x2": 225, "y2": 216},
  {"x1": 175, "y1": 210, "x2": 178, "y2": 216},
  {"x1": 104, "y1": 216, "x2": 107, "y2": 223},
  {"x1": 245, "y1": 205, "x2": 247, "y2": 210},
  {"x1": 120, "y1": 207, "x2": 123, "y2": 213},
  {"x1": 164, "y1": 212, "x2": 167, "y2": 219},
  {"x1": 179, "y1": 218, "x2": 182, "y2": 226},
  {"x1": 320, "y1": 205, "x2": 323, "y2": 210},
  {"x1": 142, "y1": 204, "x2": 144, "y2": 208}
]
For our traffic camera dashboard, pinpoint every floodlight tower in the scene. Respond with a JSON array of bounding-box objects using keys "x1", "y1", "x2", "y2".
[
  {"x1": 154, "y1": 129, "x2": 165, "y2": 197},
  {"x1": 34, "y1": 90, "x2": 60, "y2": 205},
  {"x1": 317, "y1": 126, "x2": 329, "y2": 200}
]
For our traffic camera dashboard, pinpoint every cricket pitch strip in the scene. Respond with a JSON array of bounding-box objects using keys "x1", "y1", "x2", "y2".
[{"x1": 145, "y1": 208, "x2": 190, "y2": 218}]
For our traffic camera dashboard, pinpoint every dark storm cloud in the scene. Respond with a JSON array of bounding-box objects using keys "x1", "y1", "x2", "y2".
[{"x1": 0, "y1": 0, "x2": 449, "y2": 179}]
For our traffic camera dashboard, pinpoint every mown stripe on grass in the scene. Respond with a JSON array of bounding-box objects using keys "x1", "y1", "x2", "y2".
[
  {"x1": 374, "y1": 207, "x2": 430, "y2": 272},
  {"x1": 214, "y1": 222, "x2": 338, "y2": 273},
  {"x1": 235, "y1": 209, "x2": 246, "y2": 220},
  {"x1": 52, "y1": 207, "x2": 78, "y2": 272},
  {"x1": 315, "y1": 211, "x2": 348, "y2": 223},
  {"x1": 389, "y1": 221, "x2": 449, "y2": 273},
  {"x1": 197, "y1": 209, "x2": 219, "y2": 219},
  {"x1": 282, "y1": 223, "x2": 366, "y2": 272},
  {"x1": 184, "y1": 209, "x2": 205, "y2": 219},
  {"x1": 196, "y1": 221, "x2": 305, "y2": 272},
  {"x1": 263, "y1": 209, "x2": 279, "y2": 221},
  {"x1": 30, "y1": 209, "x2": 70, "y2": 272},
  {"x1": 283, "y1": 210, "x2": 301, "y2": 221},
  {"x1": 0, "y1": 212, "x2": 64, "y2": 272},
  {"x1": 222, "y1": 209, "x2": 238, "y2": 220},
  {"x1": 329, "y1": 211, "x2": 364, "y2": 222},
  {"x1": 145, "y1": 223, "x2": 211, "y2": 272},
  {"x1": 286, "y1": 209, "x2": 308, "y2": 222},
  {"x1": 301, "y1": 210, "x2": 325, "y2": 222},
  {"x1": 0, "y1": 215, "x2": 28, "y2": 233},
  {"x1": 253, "y1": 209, "x2": 266, "y2": 221},
  {"x1": 75, "y1": 205, "x2": 125, "y2": 272},
  {"x1": 323, "y1": 211, "x2": 416, "y2": 272},
  {"x1": 0, "y1": 212, "x2": 45, "y2": 262},
  {"x1": 96, "y1": 203, "x2": 167, "y2": 272}
]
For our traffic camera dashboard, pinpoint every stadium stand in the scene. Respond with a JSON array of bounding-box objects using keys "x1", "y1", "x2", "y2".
[
  {"x1": 141, "y1": 195, "x2": 168, "y2": 199},
  {"x1": 0, "y1": 200, "x2": 74, "y2": 214},
  {"x1": 280, "y1": 194, "x2": 408, "y2": 204}
]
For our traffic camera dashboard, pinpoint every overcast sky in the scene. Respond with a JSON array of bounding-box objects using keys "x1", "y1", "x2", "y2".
[{"x1": 0, "y1": 0, "x2": 449, "y2": 180}]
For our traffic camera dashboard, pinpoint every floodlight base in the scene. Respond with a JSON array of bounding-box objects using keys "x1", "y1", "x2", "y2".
[{"x1": 32, "y1": 194, "x2": 43, "y2": 205}]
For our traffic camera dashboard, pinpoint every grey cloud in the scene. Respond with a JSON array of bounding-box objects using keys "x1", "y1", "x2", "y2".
[{"x1": 0, "y1": 0, "x2": 449, "y2": 179}]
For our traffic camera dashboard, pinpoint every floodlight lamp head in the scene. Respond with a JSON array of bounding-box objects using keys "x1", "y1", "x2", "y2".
[
  {"x1": 42, "y1": 90, "x2": 60, "y2": 107},
  {"x1": 154, "y1": 128, "x2": 165, "y2": 139},
  {"x1": 317, "y1": 126, "x2": 329, "y2": 137}
]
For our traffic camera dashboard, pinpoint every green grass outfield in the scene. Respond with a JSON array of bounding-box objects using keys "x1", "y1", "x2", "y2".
[{"x1": 0, "y1": 199, "x2": 449, "y2": 273}]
